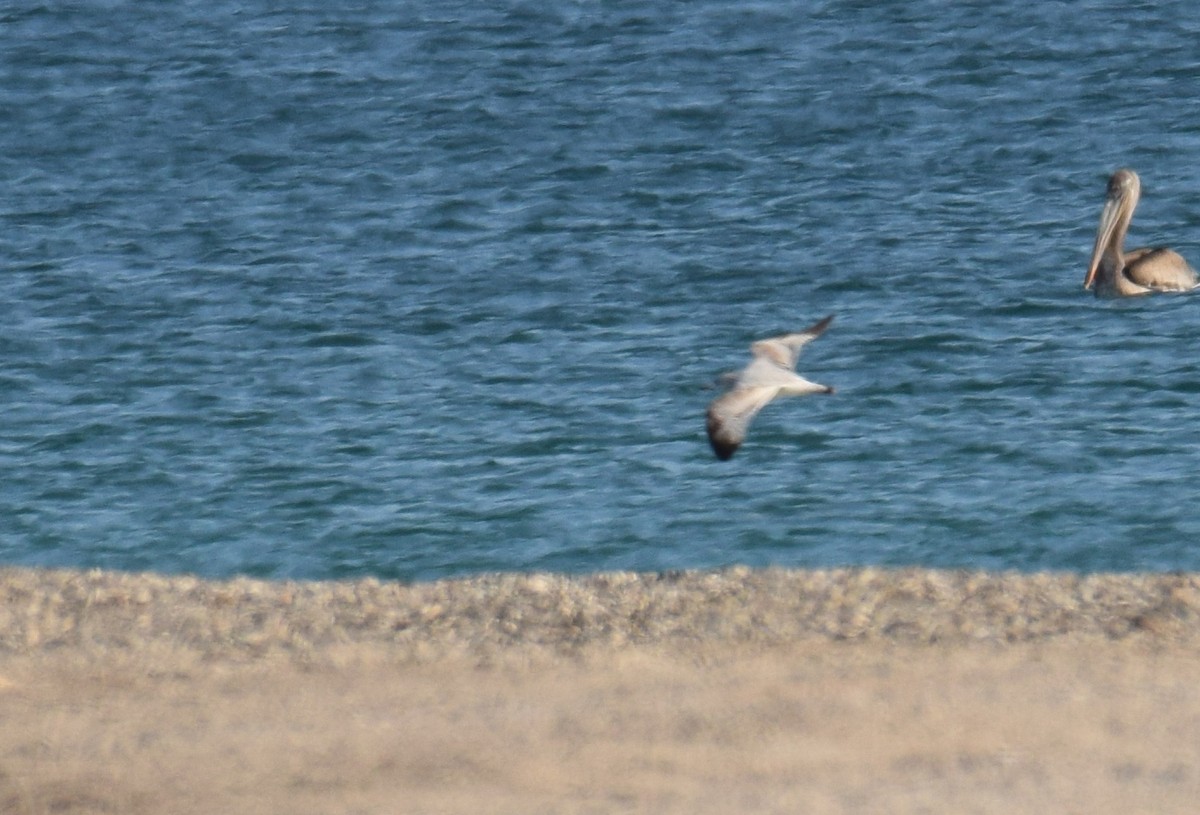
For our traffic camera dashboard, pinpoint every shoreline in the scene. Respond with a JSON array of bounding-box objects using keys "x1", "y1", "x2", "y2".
[
  {"x1": 5, "y1": 565, "x2": 1200, "y2": 813},
  {"x1": 3, "y1": 564, "x2": 1200, "y2": 660}
]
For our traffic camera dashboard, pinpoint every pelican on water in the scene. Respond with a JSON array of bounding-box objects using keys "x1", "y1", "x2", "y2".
[
  {"x1": 705, "y1": 315, "x2": 835, "y2": 461},
  {"x1": 1085, "y1": 168, "x2": 1197, "y2": 296}
]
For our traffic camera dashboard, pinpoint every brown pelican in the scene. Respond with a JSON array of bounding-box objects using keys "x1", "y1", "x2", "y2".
[
  {"x1": 1085, "y1": 168, "x2": 1197, "y2": 296},
  {"x1": 706, "y1": 315, "x2": 835, "y2": 461}
]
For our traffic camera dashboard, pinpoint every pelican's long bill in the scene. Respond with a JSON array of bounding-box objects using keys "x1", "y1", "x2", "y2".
[{"x1": 1085, "y1": 173, "x2": 1135, "y2": 290}]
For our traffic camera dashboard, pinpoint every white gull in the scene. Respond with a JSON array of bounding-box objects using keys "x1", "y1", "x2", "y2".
[{"x1": 705, "y1": 314, "x2": 835, "y2": 461}]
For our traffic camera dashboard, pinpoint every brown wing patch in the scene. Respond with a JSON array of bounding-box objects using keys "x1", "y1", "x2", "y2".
[{"x1": 1126, "y1": 248, "x2": 1197, "y2": 291}]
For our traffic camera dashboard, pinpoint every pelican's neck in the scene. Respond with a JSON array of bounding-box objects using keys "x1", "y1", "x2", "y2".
[
  {"x1": 1096, "y1": 260, "x2": 1152, "y2": 296},
  {"x1": 1087, "y1": 169, "x2": 1143, "y2": 292},
  {"x1": 1106, "y1": 216, "x2": 1128, "y2": 269},
  {"x1": 1094, "y1": 246, "x2": 1153, "y2": 297},
  {"x1": 1096, "y1": 243, "x2": 1126, "y2": 292}
]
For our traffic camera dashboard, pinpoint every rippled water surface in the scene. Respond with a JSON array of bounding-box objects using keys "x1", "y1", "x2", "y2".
[{"x1": 5, "y1": 1, "x2": 1200, "y2": 580}]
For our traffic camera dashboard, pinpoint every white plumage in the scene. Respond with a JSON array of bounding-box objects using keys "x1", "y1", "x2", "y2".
[{"x1": 705, "y1": 314, "x2": 835, "y2": 461}]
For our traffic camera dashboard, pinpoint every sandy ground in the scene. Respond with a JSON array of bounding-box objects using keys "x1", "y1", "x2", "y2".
[{"x1": 2, "y1": 566, "x2": 1200, "y2": 814}]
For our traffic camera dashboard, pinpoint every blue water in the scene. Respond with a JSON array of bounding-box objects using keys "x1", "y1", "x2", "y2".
[{"x1": 5, "y1": 1, "x2": 1200, "y2": 581}]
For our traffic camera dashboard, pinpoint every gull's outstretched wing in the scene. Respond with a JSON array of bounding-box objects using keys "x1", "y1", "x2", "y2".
[
  {"x1": 705, "y1": 386, "x2": 778, "y2": 461},
  {"x1": 749, "y1": 314, "x2": 834, "y2": 370}
]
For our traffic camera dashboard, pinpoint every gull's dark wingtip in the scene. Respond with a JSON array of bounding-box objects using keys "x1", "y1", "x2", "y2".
[
  {"x1": 807, "y1": 314, "x2": 835, "y2": 336},
  {"x1": 706, "y1": 411, "x2": 740, "y2": 460},
  {"x1": 708, "y1": 437, "x2": 739, "y2": 461}
]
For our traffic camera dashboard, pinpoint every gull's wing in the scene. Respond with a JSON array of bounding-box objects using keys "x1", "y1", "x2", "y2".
[
  {"x1": 705, "y1": 386, "x2": 778, "y2": 461},
  {"x1": 749, "y1": 314, "x2": 834, "y2": 370}
]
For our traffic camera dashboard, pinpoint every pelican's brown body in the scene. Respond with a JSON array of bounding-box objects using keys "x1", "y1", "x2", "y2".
[{"x1": 1085, "y1": 169, "x2": 1197, "y2": 296}]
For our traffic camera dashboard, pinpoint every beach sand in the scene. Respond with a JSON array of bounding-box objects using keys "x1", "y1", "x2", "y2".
[{"x1": 2, "y1": 565, "x2": 1199, "y2": 813}]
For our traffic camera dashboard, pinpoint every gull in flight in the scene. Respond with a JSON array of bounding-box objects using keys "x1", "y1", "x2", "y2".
[{"x1": 705, "y1": 314, "x2": 835, "y2": 460}]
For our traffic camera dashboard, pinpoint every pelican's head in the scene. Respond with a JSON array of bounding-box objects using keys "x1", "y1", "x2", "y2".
[{"x1": 1085, "y1": 168, "x2": 1141, "y2": 289}]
